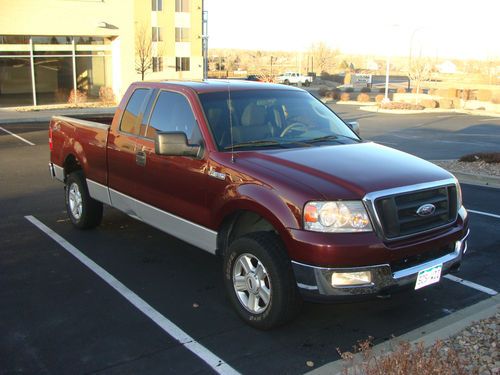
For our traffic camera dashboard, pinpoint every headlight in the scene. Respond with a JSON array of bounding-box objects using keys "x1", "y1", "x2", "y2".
[{"x1": 304, "y1": 201, "x2": 372, "y2": 232}]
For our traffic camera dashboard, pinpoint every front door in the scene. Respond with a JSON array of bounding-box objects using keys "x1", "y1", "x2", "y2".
[{"x1": 133, "y1": 90, "x2": 216, "y2": 251}]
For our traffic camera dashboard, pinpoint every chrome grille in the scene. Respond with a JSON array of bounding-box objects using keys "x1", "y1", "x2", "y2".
[{"x1": 369, "y1": 183, "x2": 458, "y2": 240}]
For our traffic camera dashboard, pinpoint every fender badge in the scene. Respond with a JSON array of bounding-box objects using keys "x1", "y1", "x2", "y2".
[{"x1": 208, "y1": 169, "x2": 226, "y2": 180}]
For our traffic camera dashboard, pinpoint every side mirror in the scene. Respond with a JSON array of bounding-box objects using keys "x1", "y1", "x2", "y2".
[
  {"x1": 155, "y1": 132, "x2": 201, "y2": 158},
  {"x1": 347, "y1": 121, "x2": 360, "y2": 136}
]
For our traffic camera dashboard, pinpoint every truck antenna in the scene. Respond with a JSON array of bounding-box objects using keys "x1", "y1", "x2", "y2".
[{"x1": 227, "y1": 81, "x2": 235, "y2": 163}]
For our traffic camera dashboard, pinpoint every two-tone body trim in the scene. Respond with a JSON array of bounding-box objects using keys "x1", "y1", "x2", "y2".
[
  {"x1": 85, "y1": 179, "x2": 218, "y2": 254},
  {"x1": 86, "y1": 179, "x2": 112, "y2": 206},
  {"x1": 49, "y1": 162, "x2": 65, "y2": 182}
]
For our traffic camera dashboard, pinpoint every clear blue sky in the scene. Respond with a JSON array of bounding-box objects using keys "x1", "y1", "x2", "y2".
[{"x1": 204, "y1": 0, "x2": 499, "y2": 60}]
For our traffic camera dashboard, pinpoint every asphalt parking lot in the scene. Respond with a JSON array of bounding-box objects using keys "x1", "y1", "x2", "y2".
[
  {"x1": 1, "y1": 110, "x2": 499, "y2": 374},
  {"x1": 330, "y1": 104, "x2": 500, "y2": 160}
]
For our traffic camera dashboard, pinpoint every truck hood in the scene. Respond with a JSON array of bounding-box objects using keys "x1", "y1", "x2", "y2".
[{"x1": 236, "y1": 142, "x2": 454, "y2": 199}]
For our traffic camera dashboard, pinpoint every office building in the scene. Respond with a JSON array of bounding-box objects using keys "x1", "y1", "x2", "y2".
[{"x1": 0, "y1": 0, "x2": 203, "y2": 107}]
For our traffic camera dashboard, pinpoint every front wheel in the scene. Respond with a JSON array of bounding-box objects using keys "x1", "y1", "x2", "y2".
[
  {"x1": 223, "y1": 232, "x2": 300, "y2": 330},
  {"x1": 65, "y1": 171, "x2": 103, "y2": 229}
]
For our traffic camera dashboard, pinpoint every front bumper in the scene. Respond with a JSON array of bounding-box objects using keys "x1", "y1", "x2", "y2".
[{"x1": 292, "y1": 229, "x2": 469, "y2": 300}]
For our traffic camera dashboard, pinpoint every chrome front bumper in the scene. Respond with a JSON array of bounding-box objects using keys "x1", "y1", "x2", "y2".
[{"x1": 292, "y1": 229, "x2": 470, "y2": 299}]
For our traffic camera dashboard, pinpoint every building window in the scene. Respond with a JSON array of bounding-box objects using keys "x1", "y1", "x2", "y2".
[
  {"x1": 152, "y1": 27, "x2": 163, "y2": 42},
  {"x1": 32, "y1": 36, "x2": 72, "y2": 44},
  {"x1": 152, "y1": 57, "x2": 163, "y2": 72},
  {"x1": 152, "y1": 0, "x2": 162, "y2": 11},
  {"x1": 175, "y1": 28, "x2": 190, "y2": 43},
  {"x1": 34, "y1": 55, "x2": 73, "y2": 105},
  {"x1": 0, "y1": 35, "x2": 30, "y2": 44},
  {"x1": 0, "y1": 56, "x2": 33, "y2": 107},
  {"x1": 0, "y1": 35, "x2": 112, "y2": 107},
  {"x1": 175, "y1": 0, "x2": 189, "y2": 12},
  {"x1": 76, "y1": 53, "x2": 112, "y2": 100},
  {"x1": 176, "y1": 57, "x2": 190, "y2": 72}
]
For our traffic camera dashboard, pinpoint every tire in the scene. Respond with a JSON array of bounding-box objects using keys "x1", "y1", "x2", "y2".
[
  {"x1": 65, "y1": 171, "x2": 103, "y2": 229},
  {"x1": 284, "y1": 79, "x2": 290, "y2": 85},
  {"x1": 303, "y1": 80, "x2": 310, "y2": 87},
  {"x1": 223, "y1": 232, "x2": 301, "y2": 330}
]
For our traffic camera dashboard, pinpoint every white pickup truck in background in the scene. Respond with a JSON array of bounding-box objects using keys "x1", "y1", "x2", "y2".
[{"x1": 276, "y1": 72, "x2": 313, "y2": 86}]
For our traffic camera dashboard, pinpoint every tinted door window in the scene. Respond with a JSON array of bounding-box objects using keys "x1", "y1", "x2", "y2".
[
  {"x1": 120, "y1": 88, "x2": 149, "y2": 135},
  {"x1": 146, "y1": 91, "x2": 201, "y2": 143}
]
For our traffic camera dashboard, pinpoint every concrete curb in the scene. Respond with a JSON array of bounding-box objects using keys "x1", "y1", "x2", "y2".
[
  {"x1": 325, "y1": 100, "x2": 376, "y2": 106},
  {"x1": 452, "y1": 171, "x2": 500, "y2": 189},
  {"x1": 306, "y1": 295, "x2": 500, "y2": 375},
  {"x1": 358, "y1": 105, "x2": 500, "y2": 117},
  {"x1": 430, "y1": 160, "x2": 500, "y2": 189}
]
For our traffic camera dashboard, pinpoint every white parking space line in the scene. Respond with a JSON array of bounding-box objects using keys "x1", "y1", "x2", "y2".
[
  {"x1": 0, "y1": 126, "x2": 35, "y2": 146},
  {"x1": 444, "y1": 274, "x2": 498, "y2": 296},
  {"x1": 25, "y1": 215, "x2": 240, "y2": 375},
  {"x1": 468, "y1": 209, "x2": 500, "y2": 220}
]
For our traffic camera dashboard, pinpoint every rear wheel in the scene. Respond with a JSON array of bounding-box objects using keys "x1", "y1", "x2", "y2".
[
  {"x1": 284, "y1": 79, "x2": 290, "y2": 85},
  {"x1": 65, "y1": 171, "x2": 103, "y2": 229},
  {"x1": 223, "y1": 232, "x2": 300, "y2": 329}
]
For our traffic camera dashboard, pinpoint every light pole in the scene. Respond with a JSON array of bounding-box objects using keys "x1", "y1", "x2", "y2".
[
  {"x1": 201, "y1": 1, "x2": 208, "y2": 80},
  {"x1": 408, "y1": 28, "x2": 424, "y2": 75},
  {"x1": 383, "y1": 54, "x2": 391, "y2": 103}
]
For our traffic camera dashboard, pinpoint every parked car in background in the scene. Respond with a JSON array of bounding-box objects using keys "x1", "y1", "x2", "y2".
[
  {"x1": 276, "y1": 72, "x2": 313, "y2": 86},
  {"x1": 246, "y1": 74, "x2": 264, "y2": 82}
]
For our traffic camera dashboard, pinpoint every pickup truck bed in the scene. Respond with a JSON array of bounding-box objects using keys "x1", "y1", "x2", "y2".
[{"x1": 50, "y1": 115, "x2": 112, "y2": 187}]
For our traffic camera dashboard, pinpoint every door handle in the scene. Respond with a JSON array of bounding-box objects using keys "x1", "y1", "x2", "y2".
[{"x1": 135, "y1": 151, "x2": 146, "y2": 167}]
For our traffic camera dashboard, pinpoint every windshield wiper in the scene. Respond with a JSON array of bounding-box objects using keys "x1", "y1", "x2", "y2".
[
  {"x1": 304, "y1": 134, "x2": 360, "y2": 144},
  {"x1": 224, "y1": 140, "x2": 282, "y2": 150},
  {"x1": 224, "y1": 139, "x2": 313, "y2": 150}
]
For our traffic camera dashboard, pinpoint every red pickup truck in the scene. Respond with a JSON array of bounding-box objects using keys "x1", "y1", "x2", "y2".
[{"x1": 49, "y1": 80, "x2": 469, "y2": 329}]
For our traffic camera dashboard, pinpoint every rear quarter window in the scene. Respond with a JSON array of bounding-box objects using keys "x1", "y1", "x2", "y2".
[{"x1": 120, "y1": 88, "x2": 150, "y2": 135}]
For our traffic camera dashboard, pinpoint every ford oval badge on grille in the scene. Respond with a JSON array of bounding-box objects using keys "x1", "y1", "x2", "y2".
[{"x1": 416, "y1": 203, "x2": 436, "y2": 217}]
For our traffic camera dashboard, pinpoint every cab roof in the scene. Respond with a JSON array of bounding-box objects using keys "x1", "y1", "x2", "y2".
[{"x1": 137, "y1": 79, "x2": 305, "y2": 94}]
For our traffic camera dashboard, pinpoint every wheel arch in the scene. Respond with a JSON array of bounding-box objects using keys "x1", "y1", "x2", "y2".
[
  {"x1": 63, "y1": 153, "x2": 83, "y2": 181},
  {"x1": 214, "y1": 186, "x2": 301, "y2": 257}
]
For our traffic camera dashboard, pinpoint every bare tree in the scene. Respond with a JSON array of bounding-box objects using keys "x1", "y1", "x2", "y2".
[
  {"x1": 135, "y1": 23, "x2": 166, "y2": 81},
  {"x1": 310, "y1": 42, "x2": 338, "y2": 74},
  {"x1": 408, "y1": 53, "x2": 432, "y2": 98},
  {"x1": 135, "y1": 24, "x2": 152, "y2": 81}
]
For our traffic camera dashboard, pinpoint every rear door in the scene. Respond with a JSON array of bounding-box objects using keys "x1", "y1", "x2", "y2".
[{"x1": 107, "y1": 87, "x2": 152, "y2": 216}]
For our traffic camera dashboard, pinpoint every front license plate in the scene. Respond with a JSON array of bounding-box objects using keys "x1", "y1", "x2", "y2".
[{"x1": 415, "y1": 264, "x2": 442, "y2": 290}]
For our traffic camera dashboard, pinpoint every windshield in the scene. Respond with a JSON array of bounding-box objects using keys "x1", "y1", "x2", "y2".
[{"x1": 199, "y1": 89, "x2": 360, "y2": 151}]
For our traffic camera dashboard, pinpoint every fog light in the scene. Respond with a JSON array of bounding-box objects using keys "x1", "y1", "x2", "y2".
[{"x1": 331, "y1": 271, "x2": 372, "y2": 287}]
